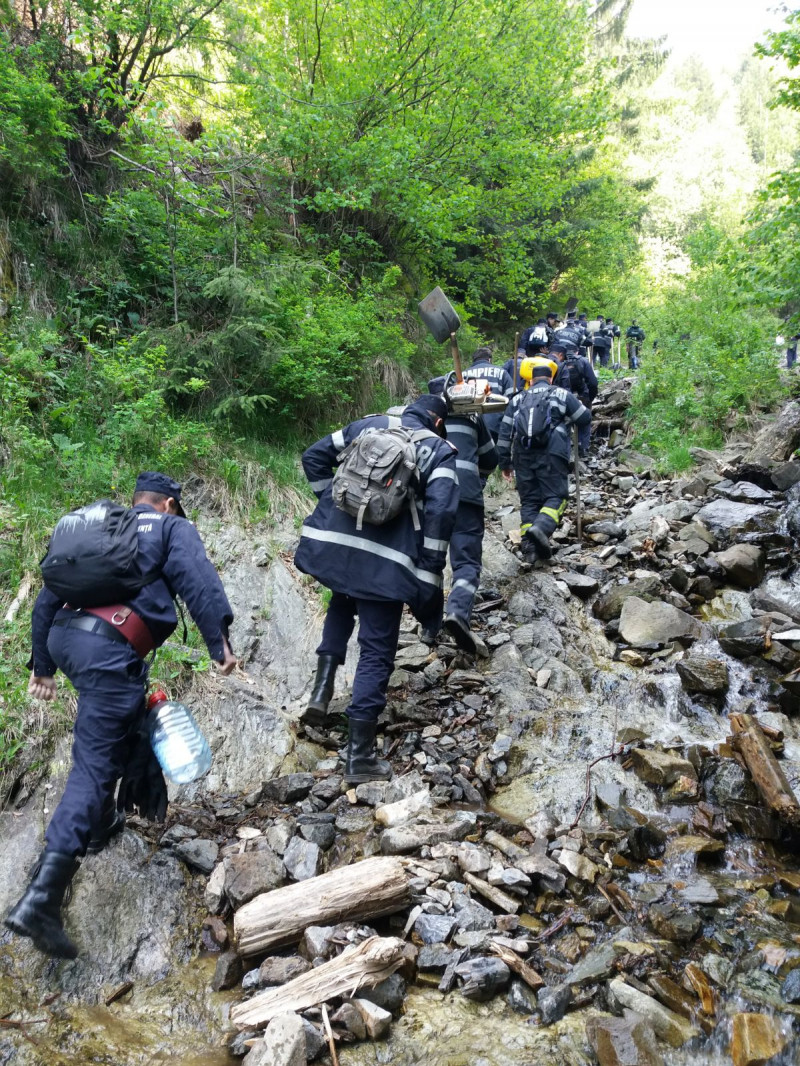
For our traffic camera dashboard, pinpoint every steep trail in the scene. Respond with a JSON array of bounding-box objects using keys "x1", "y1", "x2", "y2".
[{"x1": 2, "y1": 380, "x2": 800, "y2": 1064}]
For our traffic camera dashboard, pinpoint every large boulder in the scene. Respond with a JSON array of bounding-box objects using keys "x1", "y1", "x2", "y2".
[
  {"x1": 593, "y1": 576, "x2": 662, "y2": 622},
  {"x1": 618, "y1": 597, "x2": 702, "y2": 648},
  {"x1": 712, "y1": 544, "x2": 765, "y2": 590},
  {"x1": 746, "y1": 401, "x2": 800, "y2": 468},
  {"x1": 694, "y1": 499, "x2": 777, "y2": 543},
  {"x1": 676, "y1": 656, "x2": 729, "y2": 696}
]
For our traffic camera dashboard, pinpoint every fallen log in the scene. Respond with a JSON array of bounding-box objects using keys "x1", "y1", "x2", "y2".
[
  {"x1": 230, "y1": 936, "x2": 407, "y2": 1030},
  {"x1": 490, "y1": 943, "x2": 544, "y2": 990},
  {"x1": 234, "y1": 856, "x2": 410, "y2": 957},
  {"x1": 4, "y1": 574, "x2": 32, "y2": 624},
  {"x1": 729, "y1": 713, "x2": 800, "y2": 826},
  {"x1": 463, "y1": 872, "x2": 520, "y2": 914}
]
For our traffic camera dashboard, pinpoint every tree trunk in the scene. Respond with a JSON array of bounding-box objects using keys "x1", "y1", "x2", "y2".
[{"x1": 730, "y1": 713, "x2": 800, "y2": 825}]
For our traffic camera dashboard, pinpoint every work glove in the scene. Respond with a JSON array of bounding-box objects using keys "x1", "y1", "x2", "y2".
[{"x1": 117, "y1": 720, "x2": 168, "y2": 823}]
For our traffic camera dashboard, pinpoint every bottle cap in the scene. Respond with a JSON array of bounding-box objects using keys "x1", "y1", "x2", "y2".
[{"x1": 147, "y1": 689, "x2": 168, "y2": 710}]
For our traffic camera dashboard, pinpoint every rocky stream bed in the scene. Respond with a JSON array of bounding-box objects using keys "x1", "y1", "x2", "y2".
[{"x1": 3, "y1": 381, "x2": 800, "y2": 1065}]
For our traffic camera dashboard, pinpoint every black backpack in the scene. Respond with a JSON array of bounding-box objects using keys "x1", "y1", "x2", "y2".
[
  {"x1": 40, "y1": 500, "x2": 160, "y2": 607},
  {"x1": 514, "y1": 387, "x2": 553, "y2": 448}
]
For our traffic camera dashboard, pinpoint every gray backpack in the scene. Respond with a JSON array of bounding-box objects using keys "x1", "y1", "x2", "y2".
[{"x1": 332, "y1": 426, "x2": 437, "y2": 531}]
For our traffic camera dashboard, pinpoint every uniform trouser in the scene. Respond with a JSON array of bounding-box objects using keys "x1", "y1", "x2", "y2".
[
  {"x1": 789, "y1": 350, "x2": 797, "y2": 369},
  {"x1": 446, "y1": 502, "x2": 484, "y2": 622},
  {"x1": 598, "y1": 348, "x2": 610, "y2": 368},
  {"x1": 44, "y1": 627, "x2": 148, "y2": 858},
  {"x1": 513, "y1": 446, "x2": 569, "y2": 540},
  {"x1": 316, "y1": 593, "x2": 404, "y2": 722},
  {"x1": 574, "y1": 394, "x2": 592, "y2": 454}
]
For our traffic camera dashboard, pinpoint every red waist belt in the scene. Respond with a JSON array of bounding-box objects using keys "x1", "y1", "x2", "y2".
[{"x1": 83, "y1": 605, "x2": 156, "y2": 659}]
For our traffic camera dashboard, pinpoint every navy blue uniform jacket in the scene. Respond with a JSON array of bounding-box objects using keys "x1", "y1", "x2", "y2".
[
  {"x1": 463, "y1": 357, "x2": 513, "y2": 438},
  {"x1": 31, "y1": 504, "x2": 234, "y2": 675},
  {"x1": 497, "y1": 384, "x2": 592, "y2": 469},
  {"x1": 295, "y1": 401, "x2": 459, "y2": 614}
]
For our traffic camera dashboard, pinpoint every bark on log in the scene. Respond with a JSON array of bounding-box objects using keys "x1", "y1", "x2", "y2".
[
  {"x1": 730, "y1": 713, "x2": 800, "y2": 825},
  {"x1": 463, "y1": 872, "x2": 520, "y2": 914},
  {"x1": 230, "y1": 936, "x2": 407, "y2": 1030},
  {"x1": 4, "y1": 575, "x2": 32, "y2": 624},
  {"x1": 234, "y1": 856, "x2": 410, "y2": 957}
]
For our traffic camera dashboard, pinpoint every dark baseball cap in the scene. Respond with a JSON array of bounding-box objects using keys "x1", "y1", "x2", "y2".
[{"x1": 135, "y1": 471, "x2": 186, "y2": 517}]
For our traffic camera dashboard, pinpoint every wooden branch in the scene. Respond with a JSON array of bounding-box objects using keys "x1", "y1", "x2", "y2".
[
  {"x1": 730, "y1": 713, "x2": 800, "y2": 825},
  {"x1": 230, "y1": 936, "x2": 407, "y2": 1030},
  {"x1": 490, "y1": 943, "x2": 544, "y2": 990},
  {"x1": 234, "y1": 857, "x2": 410, "y2": 957},
  {"x1": 4, "y1": 575, "x2": 32, "y2": 624},
  {"x1": 463, "y1": 872, "x2": 520, "y2": 914}
]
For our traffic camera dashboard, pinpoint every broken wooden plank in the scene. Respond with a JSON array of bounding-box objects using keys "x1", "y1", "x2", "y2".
[
  {"x1": 729, "y1": 713, "x2": 800, "y2": 826},
  {"x1": 463, "y1": 872, "x2": 520, "y2": 914},
  {"x1": 234, "y1": 856, "x2": 410, "y2": 957},
  {"x1": 230, "y1": 936, "x2": 407, "y2": 1030}
]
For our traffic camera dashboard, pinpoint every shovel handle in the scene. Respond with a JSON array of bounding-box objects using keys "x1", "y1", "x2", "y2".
[
  {"x1": 513, "y1": 331, "x2": 520, "y2": 391},
  {"x1": 450, "y1": 332, "x2": 463, "y2": 383}
]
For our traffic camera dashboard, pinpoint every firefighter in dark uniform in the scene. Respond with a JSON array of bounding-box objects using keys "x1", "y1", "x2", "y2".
[
  {"x1": 462, "y1": 347, "x2": 514, "y2": 441},
  {"x1": 504, "y1": 321, "x2": 557, "y2": 392},
  {"x1": 420, "y1": 376, "x2": 499, "y2": 655},
  {"x1": 626, "y1": 320, "x2": 645, "y2": 368},
  {"x1": 498, "y1": 359, "x2": 591, "y2": 562},
  {"x1": 296, "y1": 396, "x2": 458, "y2": 784},
  {"x1": 6, "y1": 473, "x2": 236, "y2": 959},
  {"x1": 553, "y1": 339, "x2": 598, "y2": 458}
]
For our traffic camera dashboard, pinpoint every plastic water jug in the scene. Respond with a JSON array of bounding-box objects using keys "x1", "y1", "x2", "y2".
[{"x1": 147, "y1": 689, "x2": 212, "y2": 784}]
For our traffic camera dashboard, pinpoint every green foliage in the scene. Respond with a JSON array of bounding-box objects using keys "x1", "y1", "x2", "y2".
[{"x1": 628, "y1": 228, "x2": 785, "y2": 469}]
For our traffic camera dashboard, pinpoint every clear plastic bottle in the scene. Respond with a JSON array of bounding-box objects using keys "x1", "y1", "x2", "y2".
[{"x1": 147, "y1": 689, "x2": 212, "y2": 784}]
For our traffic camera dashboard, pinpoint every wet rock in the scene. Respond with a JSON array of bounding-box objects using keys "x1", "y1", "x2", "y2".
[
  {"x1": 619, "y1": 598, "x2": 702, "y2": 648},
  {"x1": 262, "y1": 773, "x2": 315, "y2": 803},
  {"x1": 609, "y1": 979, "x2": 700, "y2": 1046},
  {"x1": 586, "y1": 1010, "x2": 664, "y2": 1066},
  {"x1": 678, "y1": 878, "x2": 720, "y2": 906},
  {"x1": 593, "y1": 577, "x2": 662, "y2": 622},
  {"x1": 173, "y1": 838, "x2": 219, "y2": 875},
  {"x1": 712, "y1": 544, "x2": 766, "y2": 589},
  {"x1": 205, "y1": 860, "x2": 227, "y2": 913},
  {"x1": 355, "y1": 781, "x2": 389, "y2": 806},
  {"x1": 537, "y1": 984, "x2": 571, "y2": 1025},
  {"x1": 201, "y1": 915, "x2": 229, "y2": 951},
  {"x1": 353, "y1": 997, "x2": 393, "y2": 1038},
  {"x1": 556, "y1": 850, "x2": 600, "y2": 882},
  {"x1": 626, "y1": 823, "x2": 667, "y2": 861},
  {"x1": 380, "y1": 813, "x2": 473, "y2": 854},
  {"x1": 712, "y1": 480, "x2": 776, "y2": 503},
  {"x1": 258, "y1": 955, "x2": 312, "y2": 987},
  {"x1": 730, "y1": 1012, "x2": 786, "y2": 1066},
  {"x1": 695, "y1": 498, "x2": 776, "y2": 542},
  {"x1": 781, "y1": 968, "x2": 800, "y2": 1003},
  {"x1": 772, "y1": 460, "x2": 800, "y2": 491},
  {"x1": 266, "y1": 820, "x2": 296, "y2": 855},
  {"x1": 704, "y1": 759, "x2": 760, "y2": 806},
  {"x1": 664, "y1": 834, "x2": 725, "y2": 861},
  {"x1": 414, "y1": 913, "x2": 457, "y2": 944},
  {"x1": 561, "y1": 571, "x2": 600, "y2": 598},
  {"x1": 648, "y1": 904, "x2": 702, "y2": 942},
  {"x1": 302, "y1": 1021, "x2": 326, "y2": 1062},
  {"x1": 360, "y1": 973, "x2": 406, "y2": 1014},
  {"x1": 629, "y1": 748, "x2": 697, "y2": 787},
  {"x1": 568, "y1": 942, "x2": 616, "y2": 986},
  {"x1": 455, "y1": 957, "x2": 511, "y2": 1001},
  {"x1": 375, "y1": 789, "x2": 432, "y2": 827},
  {"x1": 418, "y1": 944, "x2": 457, "y2": 973},
  {"x1": 676, "y1": 656, "x2": 729, "y2": 696},
  {"x1": 212, "y1": 949, "x2": 244, "y2": 991},
  {"x1": 283, "y1": 836, "x2": 322, "y2": 881},
  {"x1": 454, "y1": 898, "x2": 496, "y2": 931},
  {"x1": 332, "y1": 1002, "x2": 366, "y2": 1039},
  {"x1": 224, "y1": 849, "x2": 284, "y2": 908},
  {"x1": 395, "y1": 642, "x2": 432, "y2": 669},
  {"x1": 718, "y1": 617, "x2": 774, "y2": 658},
  {"x1": 299, "y1": 821, "x2": 336, "y2": 850},
  {"x1": 299, "y1": 925, "x2": 335, "y2": 960},
  {"x1": 244, "y1": 1012, "x2": 307, "y2": 1066},
  {"x1": 508, "y1": 979, "x2": 539, "y2": 1014},
  {"x1": 746, "y1": 399, "x2": 800, "y2": 466}
]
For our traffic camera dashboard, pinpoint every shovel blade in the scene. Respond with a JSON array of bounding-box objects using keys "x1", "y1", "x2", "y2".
[{"x1": 418, "y1": 286, "x2": 461, "y2": 344}]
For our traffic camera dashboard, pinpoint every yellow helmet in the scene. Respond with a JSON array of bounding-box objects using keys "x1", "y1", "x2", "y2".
[{"x1": 520, "y1": 356, "x2": 558, "y2": 383}]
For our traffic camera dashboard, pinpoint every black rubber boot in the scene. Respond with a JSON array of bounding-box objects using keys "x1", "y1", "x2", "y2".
[
  {"x1": 528, "y1": 526, "x2": 553, "y2": 560},
  {"x1": 344, "y1": 719, "x2": 392, "y2": 785},
  {"x1": 302, "y1": 655, "x2": 340, "y2": 727},
  {"x1": 420, "y1": 623, "x2": 440, "y2": 647},
  {"x1": 443, "y1": 613, "x2": 478, "y2": 655},
  {"x1": 87, "y1": 797, "x2": 125, "y2": 855},
  {"x1": 5, "y1": 851, "x2": 80, "y2": 959}
]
